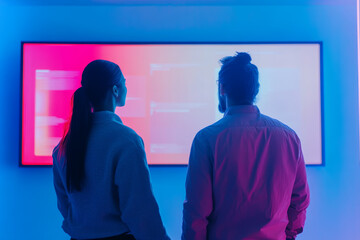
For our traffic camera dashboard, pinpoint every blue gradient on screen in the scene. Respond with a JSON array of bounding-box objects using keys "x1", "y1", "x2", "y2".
[{"x1": 0, "y1": 1, "x2": 359, "y2": 239}]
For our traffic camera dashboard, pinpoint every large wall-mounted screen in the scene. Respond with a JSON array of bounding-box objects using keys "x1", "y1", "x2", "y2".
[{"x1": 21, "y1": 42, "x2": 323, "y2": 166}]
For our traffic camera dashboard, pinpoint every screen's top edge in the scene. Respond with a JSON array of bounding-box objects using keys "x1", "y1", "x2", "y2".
[{"x1": 21, "y1": 41, "x2": 323, "y2": 45}]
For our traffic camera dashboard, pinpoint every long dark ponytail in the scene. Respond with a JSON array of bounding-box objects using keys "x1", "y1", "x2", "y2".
[
  {"x1": 60, "y1": 87, "x2": 92, "y2": 192},
  {"x1": 60, "y1": 60, "x2": 122, "y2": 192}
]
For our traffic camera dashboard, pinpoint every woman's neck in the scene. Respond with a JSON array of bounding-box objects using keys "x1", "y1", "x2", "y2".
[
  {"x1": 93, "y1": 92, "x2": 116, "y2": 112},
  {"x1": 93, "y1": 105, "x2": 115, "y2": 112}
]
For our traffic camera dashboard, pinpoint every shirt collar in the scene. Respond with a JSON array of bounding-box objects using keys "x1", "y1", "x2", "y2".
[
  {"x1": 92, "y1": 111, "x2": 123, "y2": 124},
  {"x1": 224, "y1": 105, "x2": 260, "y2": 117}
]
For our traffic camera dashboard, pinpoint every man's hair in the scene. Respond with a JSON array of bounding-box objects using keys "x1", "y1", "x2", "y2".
[{"x1": 218, "y1": 52, "x2": 259, "y2": 105}]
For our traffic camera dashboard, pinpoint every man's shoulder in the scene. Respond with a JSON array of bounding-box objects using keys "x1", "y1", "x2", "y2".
[
  {"x1": 194, "y1": 118, "x2": 227, "y2": 140},
  {"x1": 194, "y1": 113, "x2": 300, "y2": 144},
  {"x1": 259, "y1": 113, "x2": 299, "y2": 140}
]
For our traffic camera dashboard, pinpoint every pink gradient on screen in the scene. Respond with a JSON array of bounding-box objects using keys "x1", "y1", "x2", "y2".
[
  {"x1": 358, "y1": 0, "x2": 360, "y2": 154},
  {"x1": 22, "y1": 43, "x2": 322, "y2": 165}
]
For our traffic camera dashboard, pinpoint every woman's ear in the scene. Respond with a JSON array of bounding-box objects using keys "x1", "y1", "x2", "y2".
[
  {"x1": 112, "y1": 85, "x2": 119, "y2": 98},
  {"x1": 220, "y1": 83, "x2": 226, "y2": 96}
]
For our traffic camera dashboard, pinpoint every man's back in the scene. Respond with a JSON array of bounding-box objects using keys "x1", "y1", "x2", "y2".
[{"x1": 182, "y1": 105, "x2": 310, "y2": 240}]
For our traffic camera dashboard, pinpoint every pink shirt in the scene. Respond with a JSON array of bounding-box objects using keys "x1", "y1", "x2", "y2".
[{"x1": 182, "y1": 105, "x2": 310, "y2": 240}]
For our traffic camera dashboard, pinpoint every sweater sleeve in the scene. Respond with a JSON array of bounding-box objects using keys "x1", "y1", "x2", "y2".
[
  {"x1": 52, "y1": 147, "x2": 69, "y2": 219},
  {"x1": 286, "y1": 141, "x2": 310, "y2": 239},
  {"x1": 182, "y1": 132, "x2": 213, "y2": 240},
  {"x1": 114, "y1": 137, "x2": 170, "y2": 240}
]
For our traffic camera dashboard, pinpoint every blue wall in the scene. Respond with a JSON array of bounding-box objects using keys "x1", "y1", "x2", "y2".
[{"x1": 0, "y1": 2, "x2": 359, "y2": 239}]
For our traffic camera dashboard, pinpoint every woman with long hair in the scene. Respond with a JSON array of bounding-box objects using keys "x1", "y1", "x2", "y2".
[{"x1": 52, "y1": 60, "x2": 170, "y2": 240}]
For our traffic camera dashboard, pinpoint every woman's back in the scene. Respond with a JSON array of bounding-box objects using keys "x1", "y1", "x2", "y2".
[{"x1": 53, "y1": 111, "x2": 169, "y2": 240}]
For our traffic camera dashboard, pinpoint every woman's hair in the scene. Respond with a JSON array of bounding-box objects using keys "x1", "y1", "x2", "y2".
[
  {"x1": 60, "y1": 60, "x2": 122, "y2": 192},
  {"x1": 218, "y1": 52, "x2": 259, "y2": 105}
]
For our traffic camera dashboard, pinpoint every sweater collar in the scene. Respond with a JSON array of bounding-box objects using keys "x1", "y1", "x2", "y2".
[{"x1": 92, "y1": 111, "x2": 122, "y2": 124}]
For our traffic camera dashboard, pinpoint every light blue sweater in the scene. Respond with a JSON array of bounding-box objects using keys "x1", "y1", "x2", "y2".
[{"x1": 53, "y1": 111, "x2": 170, "y2": 240}]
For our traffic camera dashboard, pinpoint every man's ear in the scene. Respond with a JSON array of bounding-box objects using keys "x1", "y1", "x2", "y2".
[
  {"x1": 220, "y1": 83, "x2": 226, "y2": 96},
  {"x1": 113, "y1": 85, "x2": 119, "y2": 98}
]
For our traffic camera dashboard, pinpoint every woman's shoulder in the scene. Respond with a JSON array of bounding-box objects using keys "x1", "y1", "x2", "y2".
[{"x1": 107, "y1": 121, "x2": 143, "y2": 147}]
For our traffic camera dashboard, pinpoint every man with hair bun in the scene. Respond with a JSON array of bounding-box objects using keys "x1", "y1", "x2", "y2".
[{"x1": 182, "y1": 52, "x2": 310, "y2": 240}]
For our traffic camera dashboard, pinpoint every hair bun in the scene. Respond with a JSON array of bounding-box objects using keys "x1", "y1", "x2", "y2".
[{"x1": 234, "y1": 52, "x2": 252, "y2": 65}]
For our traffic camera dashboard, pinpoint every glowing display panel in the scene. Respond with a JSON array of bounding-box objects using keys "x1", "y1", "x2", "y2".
[{"x1": 21, "y1": 43, "x2": 322, "y2": 165}]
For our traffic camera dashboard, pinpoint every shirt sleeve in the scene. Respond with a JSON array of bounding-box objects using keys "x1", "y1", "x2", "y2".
[
  {"x1": 52, "y1": 147, "x2": 69, "y2": 219},
  {"x1": 182, "y1": 132, "x2": 213, "y2": 240},
  {"x1": 115, "y1": 137, "x2": 170, "y2": 240},
  {"x1": 286, "y1": 140, "x2": 310, "y2": 239}
]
